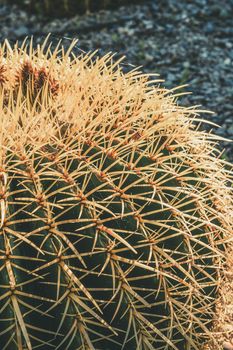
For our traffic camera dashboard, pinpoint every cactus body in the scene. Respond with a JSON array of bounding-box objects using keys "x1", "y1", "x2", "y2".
[{"x1": 0, "y1": 39, "x2": 232, "y2": 350}]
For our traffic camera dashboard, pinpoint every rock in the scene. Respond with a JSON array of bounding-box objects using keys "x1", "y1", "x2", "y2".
[
  {"x1": 204, "y1": 22, "x2": 214, "y2": 34},
  {"x1": 13, "y1": 25, "x2": 28, "y2": 37},
  {"x1": 227, "y1": 125, "x2": 233, "y2": 136},
  {"x1": 229, "y1": 49, "x2": 233, "y2": 59},
  {"x1": 144, "y1": 53, "x2": 154, "y2": 62},
  {"x1": 226, "y1": 42, "x2": 233, "y2": 48},
  {"x1": 224, "y1": 58, "x2": 231, "y2": 65},
  {"x1": 183, "y1": 61, "x2": 190, "y2": 68},
  {"x1": 220, "y1": 8, "x2": 230, "y2": 18}
]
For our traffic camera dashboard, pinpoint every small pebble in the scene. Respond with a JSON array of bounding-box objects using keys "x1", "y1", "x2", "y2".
[
  {"x1": 13, "y1": 25, "x2": 28, "y2": 37},
  {"x1": 226, "y1": 42, "x2": 233, "y2": 48},
  {"x1": 204, "y1": 22, "x2": 214, "y2": 33},
  {"x1": 224, "y1": 58, "x2": 231, "y2": 65}
]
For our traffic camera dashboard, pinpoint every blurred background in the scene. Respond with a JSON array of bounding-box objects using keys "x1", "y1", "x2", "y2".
[{"x1": 0, "y1": 0, "x2": 232, "y2": 160}]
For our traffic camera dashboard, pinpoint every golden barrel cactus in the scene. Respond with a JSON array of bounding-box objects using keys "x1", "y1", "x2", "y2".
[{"x1": 0, "y1": 38, "x2": 232, "y2": 350}]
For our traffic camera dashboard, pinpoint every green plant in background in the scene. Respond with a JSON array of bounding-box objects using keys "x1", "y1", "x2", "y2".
[
  {"x1": 4, "y1": 0, "x2": 143, "y2": 16},
  {"x1": 0, "y1": 38, "x2": 232, "y2": 350}
]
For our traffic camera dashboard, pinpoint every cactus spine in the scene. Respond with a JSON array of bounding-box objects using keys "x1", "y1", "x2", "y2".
[{"x1": 0, "y1": 38, "x2": 232, "y2": 350}]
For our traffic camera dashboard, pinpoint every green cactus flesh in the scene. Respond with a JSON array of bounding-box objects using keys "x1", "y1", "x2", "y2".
[{"x1": 0, "y1": 39, "x2": 232, "y2": 350}]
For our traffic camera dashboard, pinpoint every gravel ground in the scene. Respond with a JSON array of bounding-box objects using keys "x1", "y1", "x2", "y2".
[{"x1": 0, "y1": 0, "x2": 232, "y2": 161}]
